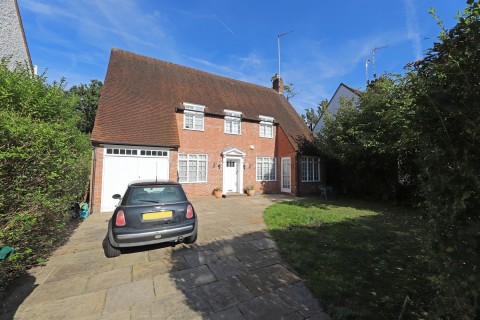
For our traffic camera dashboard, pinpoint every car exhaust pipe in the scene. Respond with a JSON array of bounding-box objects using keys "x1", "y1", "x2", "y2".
[{"x1": 177, "y1": 236, "x2": 184, "y2": 243}]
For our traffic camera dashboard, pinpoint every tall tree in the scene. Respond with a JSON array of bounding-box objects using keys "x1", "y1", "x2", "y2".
[
  {"x1": 317, "y1": 75, "x2": 417, "y2": 198},
  {"x1": 410, "y1": 1, "x2": 480, "y2": 317},
  {"x1": 68, "y1": 79, "x2": 103, "y2": 134},
  {"x1": 302, "y1": 99, "x2": 328, "y2": 130},
  {"x1": 283, "y1": 83, "x2": 300, "y2": 101}
]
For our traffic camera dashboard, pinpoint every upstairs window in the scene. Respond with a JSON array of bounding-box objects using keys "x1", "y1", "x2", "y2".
[
  {"x1": 259, "y1": 115, "x2": 274, "y2": 138},
  {"x1": 224, "y1": 110, "x2": 242, "y2": 135},
  {"x1": 183, "y1": 102, "x2": 205, "y2": 131}
]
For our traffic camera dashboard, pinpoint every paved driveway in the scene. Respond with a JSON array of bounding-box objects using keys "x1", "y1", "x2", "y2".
[{"x1": 3, "y1": 195, "x2": 329, "y2": 320}]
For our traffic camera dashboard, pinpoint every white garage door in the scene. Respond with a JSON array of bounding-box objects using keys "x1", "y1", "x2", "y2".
[{"x1": 101, "y1": 146, "x2": 170, "y2": 212}]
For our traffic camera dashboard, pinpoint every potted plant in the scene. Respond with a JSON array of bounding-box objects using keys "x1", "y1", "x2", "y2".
[
  {"x1": 246, "y1": 184, "x2": 255, "y2": 196},
  {"x1": 213, "y1": 186, "x2": 223, "y2": 198}
]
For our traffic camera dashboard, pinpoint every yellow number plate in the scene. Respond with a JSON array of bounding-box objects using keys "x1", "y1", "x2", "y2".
[{"x1": 142, "y1": 211, "x2": 172, "y2": 221}]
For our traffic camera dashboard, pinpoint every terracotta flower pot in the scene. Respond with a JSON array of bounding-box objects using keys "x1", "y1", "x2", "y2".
[
  {"x1": 247, "y1": 189, "x2": 255, "y2": 196},
  {"x1": 213, "y1": 190, "x2": 222, "y2": 198}
]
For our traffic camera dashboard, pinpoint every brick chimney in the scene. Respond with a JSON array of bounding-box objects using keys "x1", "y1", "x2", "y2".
[{"x1": 272, "y1": 74, "x2": 284, "y2": 95}]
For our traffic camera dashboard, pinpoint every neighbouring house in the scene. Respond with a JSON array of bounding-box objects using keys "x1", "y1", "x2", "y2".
[
  {"x1": 91, "y1": 49, "x2": 324, "y2": 212},
  {"x1": 0, "y1": 0, "x2": 34, "y2": 72},
  {"x1": 312, "y1": 83, "x2": 361, "y2": 134}
]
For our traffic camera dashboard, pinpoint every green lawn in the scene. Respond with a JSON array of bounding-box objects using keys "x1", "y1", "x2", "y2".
[{"x1": 264, "y1": 198, "x2": 439, "y2": 320}]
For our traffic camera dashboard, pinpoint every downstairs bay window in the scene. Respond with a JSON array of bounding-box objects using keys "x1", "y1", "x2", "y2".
[{"x1": 301, "y1": 156, "x2": 321, "y2": 182}]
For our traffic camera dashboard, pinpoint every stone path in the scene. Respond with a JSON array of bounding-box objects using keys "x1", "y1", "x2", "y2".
[{"x1": 2, "y1": 194, "x2": 329, "y2": 320}]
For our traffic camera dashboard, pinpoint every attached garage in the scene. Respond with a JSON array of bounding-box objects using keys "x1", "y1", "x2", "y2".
[{"x1": 100, "y1": 145, "x2": 170, "y2": 212}]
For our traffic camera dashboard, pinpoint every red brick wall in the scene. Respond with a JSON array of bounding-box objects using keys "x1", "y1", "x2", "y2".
[
  {"x1": 275, "y1": 126, "x2": 298, "y2": 196},
  {"x1": 176, "y1": 112, "x2": 284, "y2": 197},
  {"x1": 91, "y1": 147, "x2": 104, "y2": 214},
  {"x1": 91, "y1": 113, "x2": 306, "y2": 210}
]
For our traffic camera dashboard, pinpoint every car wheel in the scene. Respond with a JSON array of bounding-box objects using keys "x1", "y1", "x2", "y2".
[
  {"x1": 184, "y1": 230, "x2": 197, "y2": 244},
  {"x1": 104, "y1": 237, "x2": 121, "y2": 258}
]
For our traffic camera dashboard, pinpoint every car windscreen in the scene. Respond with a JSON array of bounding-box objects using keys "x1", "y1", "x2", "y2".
[{"x1": 126, "y1": 185, "x2": 187, "y2": 205}]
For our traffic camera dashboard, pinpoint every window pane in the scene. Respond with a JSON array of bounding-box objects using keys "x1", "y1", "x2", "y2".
[
  {"x1": 194, "y1": 114, "x2": 203, "y2": 130},
  {"x1": 199, "y1": 160, "x2": 207, "y2": 181},
  {"x1": 188, "y1": 160, "x2": 197, "y2": 182},
  {"x1": 185, "y1": 113, "x2": 193, "y2": 129},
  {"x1": 106, "y1": 149, "x2": 112, "y2": 154},
  {"x1": 178, "y1": 160, "x2": 187, "y2": 182},
  {"x1": 225, "y1": 119, "x2": 230, "y2": 133},
  {"x1": 232, "y1": 120, "x2": 239, "y2": 134}
]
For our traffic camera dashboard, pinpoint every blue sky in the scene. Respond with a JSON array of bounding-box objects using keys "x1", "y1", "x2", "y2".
[{"x1": 19, "y1": 0, "x2": 467, "y2": 116}]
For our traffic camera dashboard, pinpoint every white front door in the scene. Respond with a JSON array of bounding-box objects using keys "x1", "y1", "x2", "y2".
[
  {"x1": 225, "y1": 160, "x2": 238, "y2": 193},
  {"x1": 281, "y1": 157, "x2": 291, "y2": 193}
]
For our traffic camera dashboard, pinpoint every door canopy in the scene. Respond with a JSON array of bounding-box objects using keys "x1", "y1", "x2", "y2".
[{"x1": 221, "y1": 147, "x2": 246, "y2": 158}]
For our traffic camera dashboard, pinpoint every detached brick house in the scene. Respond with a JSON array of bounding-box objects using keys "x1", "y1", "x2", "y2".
[{"x1": 91, "y1": 49, "x2": 323, "y2": 212}]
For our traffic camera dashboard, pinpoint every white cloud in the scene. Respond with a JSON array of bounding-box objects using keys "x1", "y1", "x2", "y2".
[{"x1": 404, "y1": 0, "x2": 423, "y2": 61}]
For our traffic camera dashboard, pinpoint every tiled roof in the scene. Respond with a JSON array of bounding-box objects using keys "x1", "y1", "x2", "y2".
[
  {"x1": 91, "y1": 48, "x2": 312, "y2": 150},
  {"x1": 341, "y1": 83, "x2": 363, "y2": 96}
]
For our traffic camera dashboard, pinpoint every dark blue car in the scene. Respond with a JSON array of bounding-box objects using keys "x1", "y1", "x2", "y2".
[{"x1": 105, "y1": 181, "x2": 198, "y2": 257}]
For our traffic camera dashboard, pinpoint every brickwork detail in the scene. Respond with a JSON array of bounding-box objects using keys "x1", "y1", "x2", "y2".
[{"x1": 91, "y1": 113, "x2": 320, "y2": 211}]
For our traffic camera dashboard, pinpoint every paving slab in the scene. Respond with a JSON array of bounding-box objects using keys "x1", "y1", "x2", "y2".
[
  {"x1": 4, "y1": 194, "x2": 328, "y2": 319},
  {"x1": 171, "y1": 265, "x2": 217, "y2": 290},
  {"x1": 238, "y1": 264, "x2": 300, "y2": 296},
  {"x1": 205, "y1": 306, "x2": 247, "y2": 320},
  {"x1": 276, "y1": 282, "x2": 324, "y2": 318},
  {"x1": 201, "y1": 276, "x2": 254, "y2": 312},
  {"x1": 17, "y1": 290, "x2": 106, "y2": 320},
  {"x1": 103, "y1": 278, "x2": 155, "y2": 314},
  {"x1": 237, "y1": 248, "x2": 283, "y2": 270},
  {"x1": 207, "y1": 257, "x2": 249, "y2": 279},
  {"x1": 184, "y1": 249, "x2": 219, "y2": 267},
  {"x1": 237, "y1": 293, "x2": 300, "y2": 320}
]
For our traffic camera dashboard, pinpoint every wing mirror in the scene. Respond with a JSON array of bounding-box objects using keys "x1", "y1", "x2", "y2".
[{"x1": 112, "y1": 194, "x2": 122, "y2": 200}]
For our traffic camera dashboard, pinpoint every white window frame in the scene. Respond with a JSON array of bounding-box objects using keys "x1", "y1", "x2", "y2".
[
  {"x1": 178, "y1": 154, "x2": 208, "y2": 183},
  {"x1": 259, "y1": 115, "x2": 274, "y2": 138},
  {"x1": 301, "y1": 156, "x2": 321, "y2": 182},
  {"x1": 183, "y1": 102, "x2": 205, "y2": 131},
  {"x1": 256, "y1": 157, "x2": 276, "y2": 181},
  {"x1": 104, "y1": 146, "x2": 169, "y2": 157},
  {"x1": 224, "y1": 110, "x2": 242, "y2": 135}
]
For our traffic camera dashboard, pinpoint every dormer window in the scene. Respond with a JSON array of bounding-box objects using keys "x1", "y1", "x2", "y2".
[
  {"x1": 259, "y1": 115, "x2": 274, "y2": 138},
  {"x1": 224, "y1": 109, "x2": 242, "y2": 135},
  {"x1": 183, "y1": 102, "x2": 205, "y2": 131}
]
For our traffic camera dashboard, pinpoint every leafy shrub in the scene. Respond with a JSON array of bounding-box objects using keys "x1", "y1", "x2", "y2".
[
  {"x1": 411, "y1": 2, "x2": 480, "y2": 317},
  {"x1": 0, "y1": 60, "x2": 91, "y2": 294}
]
